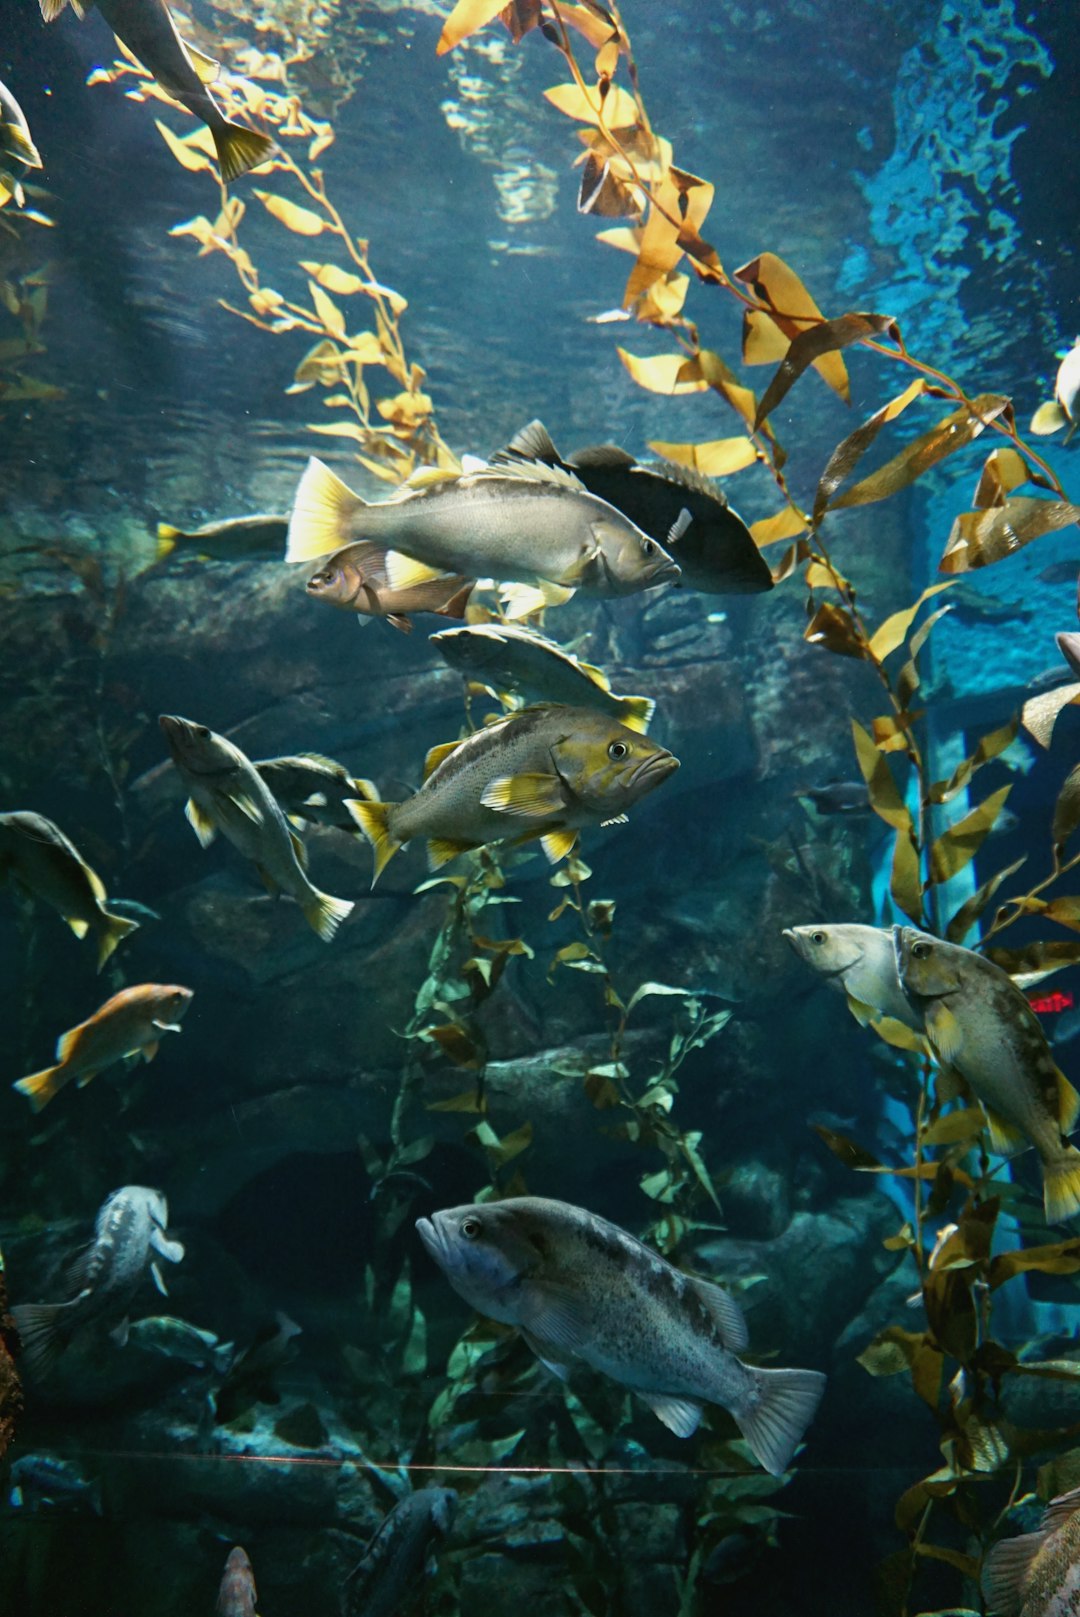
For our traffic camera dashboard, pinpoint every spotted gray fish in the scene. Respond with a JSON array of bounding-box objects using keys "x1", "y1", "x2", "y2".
[
  {"x1": 216, "y1": 1546, "x2": 258, "y2": 1617},
  {"x1": 343, "y1": 1488, "x2": 457, "y2": 1617},
  {"x1": 982, "y1": 1485, "x2": 1080, "y2": 1616},
  {"x1": 416, "y1": 1196, "x2": 825, "y2": 1474}
]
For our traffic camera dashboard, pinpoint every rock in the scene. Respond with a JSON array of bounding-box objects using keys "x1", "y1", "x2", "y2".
[{"x1": 0, "y1": 1255, "x2": 22, "y2": 1461}]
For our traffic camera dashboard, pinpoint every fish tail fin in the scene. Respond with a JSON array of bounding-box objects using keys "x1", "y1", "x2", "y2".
[
  {"x1": 95, "y1": 909, "x2": 139, "y2": 971},
  {"x1": 156, "y1": 523, "x2": 179, "y2": 561},
  {"x1": 1043, "y1": 1146, "x2": 1080, "y2": 1224},
  {"x1": 1030, "y1": 399, "x2": 1067, "y2": 436},
  {"x1": 346, "y1": 798, "x2": 400, "y2": 886},
  {"x1": 38, "y1": 0, "x2": 71, "y2": 20},
  {"x1": 287, "y1": 457, "x2": 366, "y2": 564},
  {"x1": 615, "y1": 695, "x2": 655, "y2": 734},
  {"x1": 301, "y1": 888, "x2": 354, "y2": 943},
  {"x1": 6, "y1": 126, "x2": 41, "y2": 168},
  {"x1": 736, "y1": 1367, "x2": 826, "y2": 1475},
  {"x1": 212, "y1": 122, "x2": 275, "y2": 185},
  {"x1": 12, "y1": 1064, "x2": 65, "y2": 1113},
  {"x1": 10, "y1": 1301, "x2": 70, "y2": 1378}
]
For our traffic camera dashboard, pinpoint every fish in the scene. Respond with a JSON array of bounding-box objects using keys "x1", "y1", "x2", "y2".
[
  {"x1": 982, "y1": 1485, "x2": 1080, "y2": 1617},
  {"x1": 431, "y1": 622, "x2": 655, "y2": 732},
  {"x1": 947, "y1": 585, "x2": 1032, "y2": 625},
  {"x1": 38, "y1": 0, "x2": 276, "y2": 184},
  {"x1": 159, "y1": 715, "x2": 354, "y2": 942},
  {"x1": 216, "y1": 1546, "x2": 258, "y2": 1617},
  {"x1": 8, "y1": 1454, "x2": 102, "y2": 1514},
  {"x1": 417, "y1": 1197, "x2": 824, "y2": 1474},
  {"x1": 10, "y1": 1186, "x2": 185, "y2": 1378},
  {"x1": 1031, "y1": 339, "x2": 1080, "y2": 444},
  {"x1": 155, "y1": 513, "x2": 288, "y2": 564},
  {"x1": 0, "y1": 811, "x2": 140, "y2": 970},
  {"x1": 306, "y1": 541, "x2": 474, "y2": 633},
  {"x1": 347, "y1": 704, "x2": 679, "y2": 884},
  {"x1": 212, "y1": 1312, "x2": 301, "y2": 1424},
  {"x1": 127, "y1": 1314, "x2": 231, "y2": 1371},
  {"x1": 1056, "y1": 632, "x2": 1080, "y2": 681},
  {"x1": 782, "y1": 923, "x2": 923, "y2": 1031},
  {"x1": 285, "y1": 455, "x2": 682, "y2": 601},
  {"x1": 12, "y1": 982, "x2": 193, "y2": 1113},
  {"x1": 343, "y1": 1488, "x2": 458, "y2": 1617},
  {"x1": 893, "y1": 927, "x2": 1080, "y2": 1223},
  {"x1": 0, "y1": 78, "x2": 42, "y2": 205},
  {"x1": 1038, "y1": 560, "x2": 1080, "y2": 587},
  {"x1": 494, "y1": 419, "x2": 774, "y2": 595},
  {"x1": 254, "y1": 753, "x2": 371, "y2": 833},
  {"x1": 795, "y1": 780, "x2": 871, "y2": 817}
]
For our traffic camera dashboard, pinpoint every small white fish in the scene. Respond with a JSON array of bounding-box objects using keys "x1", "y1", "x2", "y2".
[{"x1": 1031, "y1": 339, "x2": 1080, "y2": 444}]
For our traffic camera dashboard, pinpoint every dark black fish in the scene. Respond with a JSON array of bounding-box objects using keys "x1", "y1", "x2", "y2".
[
  {"x1": 8, "y1": 1453, "x2": 102, "y2": 1514},
  {"x1": 1038, "y1": 560, "x2": 1080, "y2": 587},
  {"x1": 212, "y1": 1312, "x2": 301, "y2": 1424},
  {"x1": 495, "y1": 420, "x2": 773, "y2": 595},
  {"x1": 797, "y1": 779, "x2": 871, "y2": 816},
  {"x1": 343, "y1": 1488, "x2": 457, "y2": 1617}
]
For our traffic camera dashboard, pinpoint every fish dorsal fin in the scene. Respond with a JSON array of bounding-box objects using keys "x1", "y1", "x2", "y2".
[
  {"x1": 502, "y1": 419, "x2": 561, "y2": 464},
  {"x1": 576, "y1": 659, "x2": 612, "y2": 692},
  {"x1": 638, "y1": 1390, "x2": 703, "y2": 1438},
  {"x1": 1058, "y1": 1069, "x2": 1080, "y2": 1134},
  {"x1": 185, "y1": 798, "x2": 218, "y2": 848},
  {"x1": 647, "y1": 454, "x2": 731, "y2": 506},
  {"x1": 1043, "y1": 1487, "x2": 1080, "y2": 1535},
  {"x1": 980, "y1": 1106, "x2": 1029, "y2": 1158},
  {"x1": 541, "y1": 827, "x2": 578, "y2": 864},
  {"x1": 981, "y1": 1529, "x2": 1044, "y2": 1616},
  {"x1": 481, "y1": 773, "x2": 565, "y2": 818},
  {"x1": 289, "y1": 828, "x2": 308, "y2": 869},
  {"x1": 475, "y1": 457, "x2": 586, "y2": 495},
  {"x1": 423, "y1": 739, "x2": 465, "y2": 781},
  {"x1": 383, "y1": 550, "x2": 445, "y2": 590},
  {"x1": 183, "y1": 42, "x2": 221, "y2": 82},
  {"x1": 928, "y1": 1002, "x2": 964, "y2": 1066},
  {"x1": 569, "y1": 443, "x2": 636, "y2": 470},
  {"x1": 692, "y1": 1276, "x2": 750, "y2": 1352},
  {"x1": 427, "y1": 836, "x2": 477, "y2": 870},
  {"x1": 296, "y1": 752, "x2": 350, "y2": 775}
]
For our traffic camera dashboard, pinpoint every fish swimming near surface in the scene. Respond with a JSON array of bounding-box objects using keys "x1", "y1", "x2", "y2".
[
  {"x1": 416, "y1": 1196, "x2": 825, "y2": 1474},
  {"x1": 12, "y1": 983, "x2": 193, "y2": 1113},
  {"x1": 155, "y1": 513, "x2": 288, "y2": 564},
  {"x1": 216, "y1": 1546, "x2": 258, "y2": 1617},
  {"x1": 8, "y1": 1453, "x2": 102, "y2": 1514},
  {"x1": 431, "y1": 622, "x2": 655, "y2": 733},
  {"x1": 160, "y1": 715, "x2": 354, "y2": 942},
  {"x1": 494, "y1": 419, "x2": 774, "y2": 595},
  {"x1": 11, "y1": 1186, "x2": 185, "y2": 1378},
  {"x1": 254, "y1": 753, "x2": 371, "y2": 833},
  {"x1": 347, "y1": 704, "x2": 678, "y2": 884},
  {"x1": 212, "y1": 1311, "x2": 302, "y2": 1424},
  {"x1": 38, "y1": 0, "x2": 276, "y2": 184},
  {"x1": 982, "y1": 1485, "x2": 1080, "y2": 1617},
  {"x1": 285, "y1": 455, "x2": 682, "y2": 601},
  {"x1": 783, "y1": 923, "x2": 923, "y2": 1031},
  {"x1": 0, "y1": 78, "x2": 43, "y2": 204},
  {"x1": 894, "y1": 926, "x2": 1080, "y2": 1223},
  {"x1": 306, "y1": 541, "x2": 474, "y2": 633},
  {"x1": 1031, "y1": 339, "x2": 1080, "y2": 445},
  {"x1": 0, "y1": 811, "x2": 139, "y2": 970},
  {"x1": 794, "y1": 780, "x2": 872, "y2": 817},
  {"x1": 343, "y1": 1488, "x2": 458, "y2": 1617}
]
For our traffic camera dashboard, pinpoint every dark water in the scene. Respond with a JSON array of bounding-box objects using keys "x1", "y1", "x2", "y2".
[{"x1": 1, "y1": 1, "x2": 1079, "y2": 1613}]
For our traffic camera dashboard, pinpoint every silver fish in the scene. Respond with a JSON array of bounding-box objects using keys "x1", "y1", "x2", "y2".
[{"x1": 783, "y1": 923, "x2": 923, "y2": 1030}]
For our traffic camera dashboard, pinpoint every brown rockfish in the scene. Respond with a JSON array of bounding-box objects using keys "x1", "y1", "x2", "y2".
[
  {"x1": 39, "y1": 0, "x2": 275, "y2": 184},
  {"x1": 13, "y1": 983, "x2": 192, "y2": 1113},
  {"x1": 160, "y1": 715, "x2": 353, "y2": 941},
  {"x1": 216, "y1": 1546, "x2": 258, "y2": 1617},
  {"x1": 0, "y1": 811, "x2": 139, "y2": 970},
  {"x1": 417, "y1": 1197, "x2": 825, "y2": 1475},
  {"x1": 894, "y1": 926, "x2": 1080, "y2": 1223},
  {"x1": 306, "y1": 541, "x2": 474, "y2": 633},
  {"x1": 783, "y1": 922, "x2": 923, "y2": 1031},
  {"x1": 982, "y1": 1485, "x2": 1080, "y2": 1617},
  {"x1": 286, "y1": 456, "x2": 682, "y2": 599},
  {"x1": 347, "y1": 704, "x2": 678, "y2": 884}
]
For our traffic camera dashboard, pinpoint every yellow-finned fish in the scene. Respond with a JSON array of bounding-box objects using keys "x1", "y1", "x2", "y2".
[
  {"x1": 0, "y1": 78, "x2": 42, "y2": 205},
  {"x1": 982, "y1": 1485, "x2": 1080, "y2": 1617},
  {"x1": 305, "y1": 542, "x2": 474, "y2": 634},
  {"x1": 782, "y1": 922, "x2": 923, "y2": 1031},
  {"x1": 1031, "y1": 339, "x2": 1080, "y2": 445},
  {"x1": 417, "y1": 1197, "x2": 825, "y2": 1474},
  {"x1": 347, "y1": 704, "x2": 678, "y2": 885},
  {"x1": 254, "y1": 753, "x2": 371, "y2": 833},
  {"x1": 286, "y1": 456, "x2": 683, "y2": 601},
  {"x1": 893, "y1": 926, "x2": 1080, "y2": 1223},
  {"x1": 159, "y1": 715, "x2": 354, "y2": 941},
  {"x1": 430, "y1": 623, "x2": 655, "y2": 733},
  {"x1": 13, "y1": 983, "x2": 193, "y2": 1113},
  {"x1": 155, "y1": 513, "x2": 288, "y2": 564},
  {"x1": 39, "y1": 0, "x2": 276, "y2": 185},
  {"x1": 0, "y1": 811, "x2": 139, "y2": 970}
]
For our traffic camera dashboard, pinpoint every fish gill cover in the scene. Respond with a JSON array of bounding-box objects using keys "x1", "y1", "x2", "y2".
[{"x1": 0, "y1": 0, "x2": 1079, "y2": 1614}]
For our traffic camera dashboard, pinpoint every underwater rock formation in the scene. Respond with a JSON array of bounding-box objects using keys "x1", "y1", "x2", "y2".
[{"x1": 0, "y1": 1255, "x2": 23, "y2": 1460}]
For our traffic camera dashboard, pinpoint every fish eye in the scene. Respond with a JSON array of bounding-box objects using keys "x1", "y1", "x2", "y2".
[
  {"x1": 460, "y1": 1216, "x2": 482, "y2": 1240},
  {"x1": 912, "y1": 941, "x2": 930, "y2": 959},
  {"x1": 195, "y1": 726, "x2": 211, "y2": 739},
  {"x1": 642, "y1": 538, "x2": 656, "y2": 556},
  {"x1": 608, "y1": 740, "x2": 629, "y2": 760},
  {"x1": 810, "y1": 930, "x2": 826, "y2": 945}
]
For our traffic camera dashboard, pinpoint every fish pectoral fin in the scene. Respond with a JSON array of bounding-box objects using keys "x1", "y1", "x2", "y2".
[
  {"x1": 185, "y1": 798, "x2": 218, "y2": 848},
  {"x1": 638, "y1": 1391, "x2": 703, "y2": 1439},
  {"x1": 382, "y1": 550, "x2": 444, "y2": 590},
  {"x1": 540, "y1": 828, "x2": 578, "y2": 865},
  {"x1": 557, "y1": 543, "x2": 603, "y2": 587},
  {"x1": 1058, "y1": 1068, "x2": 1080, "y2": 1134},
  {"x1": 500, "y1": 582, "x2": 575, "y2": 619},
  {"x1": 692, "y1": 1278, "x2": 749, "y2": 1353},
  {"x1": 150, "y1": 1228, "x2": 185, "y2": 1264},
  {"x1": 481, "y1": 773, "x2": 566, "y2": 818},
  {"x1": 519, "y1": 1281, "x2": 590, "y2": 1359},
  {"x1": 928, "y1": 1003, "x2": 964, "y2": 1066},
  {"x1": 151, "y1": 1021, "x2": 181, "y2": 1034},
  {"x1": 65, "y1": 916, "x2": 90, "y2": 940},
  {"x1": 980, "y1": 1529, "x2": 1044, "y2": 1616},
  {"x1": 302, "y1": 793, "x2": 329, "y2": 808},
  {"x1": 141, "y1": 1041, "x2": 160, "y2": 1063},
  {"x1": 110, "y1": 1316, "x2": 132, "y2": 1347},
  {"x1": 423, "y1": 739, "x2": 465, "y2": 781},
  {"x1": 427, "y1": 838, "x2": 477, "y2": 871},
  {"x1": 666, "y1": 506, "x2": 693, "y2": 547},
  {"x1": 386, "y1": 614, "x2": 413, "y2": 634},
  {"x1": 601, "y1": 813, "x2": 629, "y2": 827},
  {"x1": 289, "y1": 828, "x2": 309, "y2": 870},
  {"x1": 519, "y1": 1329, "x2": 572, "y2": 1383},
  {"x1": 150, "y1": 1262, "x2": 169, "y2": 1297},
  {"x1": 844, "y1": 993, "x2": 876, "y2": 1028},
  {"x1": 182, "y1": 42, "x2": 221, "y2": 82},
  {"x1": 979, "y1": 1106, "x2": 1029, "y2": 1158},
  {"x1": 1030, "y1": 399, "x2": 1067, "y2": 436}
]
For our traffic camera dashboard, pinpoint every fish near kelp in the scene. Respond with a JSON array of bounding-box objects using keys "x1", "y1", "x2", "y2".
[
  {"x1": 254, "y1": 753, "x2": 371, "y2": 833},
  {"x1": 347, "y1": 704, "x2": 678, "y2": 884},
  {"x1": 0, "y1": 78, "x2": 42, "y2": 205},
  {"x1": 306, "y1": 541, "x2": 474, "y2": 633},
  {"x1": 13, "y1": 983, "x2": 192, "y2": 1113},
  {"x1": 155, "y1": 513, "x2": 288, "y2": 564},
  {"x1": 894, "y1": 927, "x2": 1080, "y2": 1223},
  {"x1": 496, "y1": 419, "x2": 773, "y2": 595},
  {"x1": 212, "y1": 1311, "x2": 301, "y2": 1424},
  {"x1": 39, "y1": 0, "x2": 275, "y2": 184},
  {"x1": 783, "y1": 923, "x2": 923, "y2": 1031},
  {"x1": 431, "y1": 622, "x2": 655, "y2": 732},
  {"x1": 216, "y1": 1546, "x2": 258, "y2": 1617},
  {"x1": 795, "y1": 780, "x2": 871, "y2": 817},
  {"x1": 1031, "y1": 339, "x2": 1080, "y2": 445},
  {"x1": 343, "y1": 1488, "x2": 458, "y2": 1617},
  {"x1": 160, "y1": 715, "x2": 353, "y2": 941},
  {"x1": 286, "y1": 456, "x2": 681, "y2": 600},
  {"x1": 417, "y1": 1197, "x2": 825, "y2": 1474},
  {"x1": 0, "y1": 811, "x2": 139, "y2": 969},
  {"x1": 982, "y1": 1486, "x2": 1080, "y2": 1617},
  {"x1": 11, "y1": 1186, "x2": 184, "y2": 1379}
]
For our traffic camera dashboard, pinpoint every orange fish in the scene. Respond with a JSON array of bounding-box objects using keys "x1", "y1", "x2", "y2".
[{"x1": 13, "y1": 983, "x2": 193, "y2": 1113}]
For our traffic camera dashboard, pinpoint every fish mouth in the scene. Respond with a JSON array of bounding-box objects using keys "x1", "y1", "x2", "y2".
[
  {"x1": 415, "y1": 1216, "x2": 443, "y2": 1264},
  {"x1": 649, "y1": 558, "x2": 681, "y2": 585},
  {"x1": 630, "y1": 750, "x2": 679, "y2": 787}
]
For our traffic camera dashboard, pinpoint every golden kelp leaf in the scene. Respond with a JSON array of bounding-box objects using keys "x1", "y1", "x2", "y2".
[
  {"x1": 811, "y1": 1123, "x2": 880, "y2": 1170},
  {"x1": 169, "y1": 212, "x2": 218, "y2": 246},
  {"x1": 940, "y1": 497, "x2": 1080, "y2": 573},
  {"x1": 576, "y1": 150, "x2": 643, "y2": 218},
  {"x1": 426, "y1": 1086, "x2": 487, "y2": 1113},
  {"x1": 867, "y1": 1014, "x2": 927, "y2": 1053},
  {"x1": 742, "y1": 307, "x2": 791, "y2": 366},
  {"x1": 695, "y1": 348, "x2": 760, "y2": 431},
  {"x1": 377, "y1": 391, "x2": 433, "y2": 427},
  {"x1": 293, "y1": 337, "x2": 344, "y2": 384},
  {"x1": 812, "y1": 377, "x2": 928, "y2": 523},
  {"x1": 1043, "y1": 896, "x2": 1080, "y2": 931},
  {"x1": 806, "y1": 560, "x2": 848, "y2": 590},
  {"x1": 989, "y1": 1238, "x2": 1080, "y2": 1289},
  {"x1": 920, "y1": 1107, "x2": 985, "y2": 1147},
  {"x1": 649, "y1": 436, "x2": 757, "y2": 475},
  {"x1": 770, "y1": 537, "x2": 810, "y2": 582},
  {"x1": 754, "y1": 313, "x2": 899, "y2": 430},
  {"x1": 346, "y1": 332, "x2": 388, "y2": 364},
  {"x1": 155, "y1": 119, "x2": 214, "y2": 172},
  {"x1": 986, "y1": 941, "x2": 1080, "y2": 983},
  {"x1": 851, "y1": 719, "x2": 913, "y2": 833},
  {"x1": 1053, "y1": 764, "x2": 1080, "y2": 850},
  {"x1": 436, "y1": 0, "x2": 514, "y2": 54},
  {"x1": 973, "y1": 446, "x2": 1030, "y2": 509},
  {"x1": 596, "y1": 224, "x2": 642, "y2": 254},
  {"x1": 945, "y1": 857, "x2": 1026, "y2": 943},
  {"x1": 891, "y1": 830, "x2": 923, "y2": 923},
  {"x1": 300, "y1": 262, "x2": 368, "y2": 295},
  {"x1": 1023, "y1": 682, "x2": 1080, "y2": 750},
  {"x1": 804, "y1": 602, "x2": 865, "y2": 658},
  {"x1": 423, "y1": 1022, "x2": 484, "y2": 1068},
  {"x1": 306, "y1": 423, "x2": 369, "y2": 442},
  {"x1": 734, "y1": 250, "x2": 851, "y2": 402},
  {"x1": 830, "y1": 395, "x2": 1012, "y2": 511},
  {"x1": 543, "y1": 81, "x2": 640, "y2": 129},
  {"x1": 929, "y1": 784, "x2": 1012, "y2": 885},
  {"x1": 751, "y1": 507, "x2": 808, "y2": 547},
  {"x1": 869, "y1": 580, "x2": 955, "y2": 661},
  {"x1": 616, "y1": 348, "x2": 708, "y2": 395},
  {"x1": 931, "y1": 716, "x2": 1019, "y2": 804},
  {"x1": 309, "y1": 281, "x2": 346, "y2": 339},
  {"x1": 634, "y1": 271, "x2": 691, "y2": 324},
  {"x1": 254, "y1": 190, "x2": 326, "y2": 235}
]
